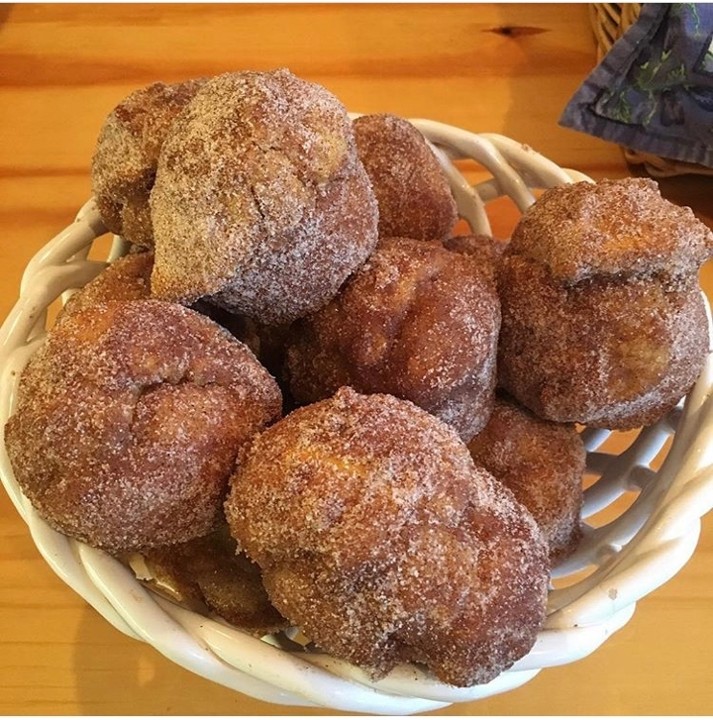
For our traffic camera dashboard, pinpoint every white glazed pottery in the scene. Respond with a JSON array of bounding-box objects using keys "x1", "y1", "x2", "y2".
[{"x1": 1, "y1": 122, "x2": 712, "y2": 714}]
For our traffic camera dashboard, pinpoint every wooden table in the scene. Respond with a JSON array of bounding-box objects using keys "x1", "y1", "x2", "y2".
[{"x1": 1, "y1": 4, "x2": 712, "y2": 715}]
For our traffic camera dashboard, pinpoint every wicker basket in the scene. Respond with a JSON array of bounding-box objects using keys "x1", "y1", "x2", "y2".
[
  {"x1": 589, "y1": 3, "x2": 713, "y2": 178},
  {"x1": 1, "y1": 122, "x2": 713, "y2": 714},
  {"x1": 590, "y1": 3, "x2": 642, "y2": 61}
]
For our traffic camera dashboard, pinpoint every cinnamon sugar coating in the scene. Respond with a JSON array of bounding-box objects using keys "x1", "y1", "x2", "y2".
[
  {"x1": 57, "y1": 250, "x2": 275, "y2": 375},
  {"x1": 225, "y1": 388, "x2": 549, "y2": 687},
  {"x1": 5, "y1": 300, "x2": 282, "y2": 553},
  {"x1": 499, "y1": 178, "x2": 713, "y2": 429},
  {"x1": 61, "y1": 251, "x2": 288, "y2": 375},
  {"x1": 510, "y1": 178, "x2": 713, "y2": 283},
  {"x1": 468, "y1": 396, "x2": 585, "y2": 565},
  {"x1": 285, "y1": 237, "x2": 500, "y2": 442},
  {"x1": 135, "y1": 526, "x2": 288, "y2": 636},
  {"x1": 498, "y1": 255, "x2": 709, "y2": 428},
  {"x1": 60, "y1": 251, "x2": 154, "y2": 318},
  {"x1": 91, "y1": 79, "x2": 206, "y2": 247},
  {"x1": 354, "y1": 114, "x2": 458, "y2": 240},
  {"x1": 150, "y1": 69, "x2": 378, "y2": 325},
  {"x1": 441, "y1": 233, "x2": 507, "y2": 280}
]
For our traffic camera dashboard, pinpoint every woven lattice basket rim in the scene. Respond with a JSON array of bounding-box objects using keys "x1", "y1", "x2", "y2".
[{"x1": 1, "y1": 121, "x2": 713, "y2": 714}]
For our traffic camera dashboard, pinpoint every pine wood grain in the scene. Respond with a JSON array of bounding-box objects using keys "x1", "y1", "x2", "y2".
[{"x1": 1, "y1": 3, "x2": 712, "y2": 715}]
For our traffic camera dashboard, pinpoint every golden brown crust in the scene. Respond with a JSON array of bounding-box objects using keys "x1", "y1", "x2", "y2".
[
  {"x1": 498, "y1": 178, "x2": 712, "y2": 429},
  {"x1": 135, "y1": 526, "x2": 288, "y2": 636},
  {"x1": 58, "y1": 254, "x2": 293, "y2": 377},
  {"x1": 60, "y1": 251, "x2": 154, "y2": 318},
  {"x1": 441, "y1": 233, "x2": 506, "y2": 281},
  {"x1": 225, "y1": 387, "x2": 549, "y2": 687},
  {"x1": 91, "y1": 79, "x2": 206, "y2": 246},
  {"x1": 5, "y1": 300, "x2": 282, "y2": 553},
  {"x1": 509, "y1": 178, "x2": 713, "y2": 283},
  {"x1": 149, "y1": 69, "x2": 378, "y2": 324},
  {"x1": 285, "y1": 237, "x2": 500, "y2": 441},
  {"x1": 468, "y1": 396, "x2": 585, "y2": 564},
  {"x1": 57, "y1": 245, "x2": 291, "y2": 388},
  {"x1": 497, "y1": 255, "x2": 709, "y2": 428},
  {"x1": 354, "y1": 114, "x2": 458, "y2": 241}
]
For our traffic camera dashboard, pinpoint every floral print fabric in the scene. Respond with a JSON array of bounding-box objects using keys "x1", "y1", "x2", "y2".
[{"x1": 560, "y1": 3, "x2": 713, "y2": 168}]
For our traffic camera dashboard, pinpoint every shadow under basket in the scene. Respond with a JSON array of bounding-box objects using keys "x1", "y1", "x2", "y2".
[{"x1": 1, "y1": 122, "x2": 713, "y2": 714}]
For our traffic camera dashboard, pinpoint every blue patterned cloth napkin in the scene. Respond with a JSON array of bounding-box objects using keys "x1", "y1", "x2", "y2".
[{"x1": 560, "y1": 3, "x2": 713, "y2": 168}]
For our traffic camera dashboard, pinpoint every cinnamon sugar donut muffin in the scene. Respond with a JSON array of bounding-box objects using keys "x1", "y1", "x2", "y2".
[
  {"x1": 468, "y1": 395, "x2": 585, "y2": 565},
  {"x1": 5, "y1": 300, "x2": 281, "y2": 553},
  {"x1": 134, "y1": 526, "x2": 288, "y2": 636},
  {"x1": 60, "y1": 251, "x2": 154, "y2": 318},
  {"x1": 59, "y1": 251, "x2": 291, "y2": 380},
  {"x1": 354, "y1": 114, "x2": 458, "y2": 240},
  {"x1": 225, "y1": 388, "x2": 549, "y2": 687},
  {"x1": 285, "y1": 237, "x2": 500, "y2": 441},
  {"x1": 498, "y1": 178, "x2": 713, "y2": 429},
  {"x1": 91, "y1": 79, "x2": 206, "y2": 247},
  {"x1": 150, "y1": 69, "x2": 379, "y2": 325},
  {"x1": 441, "y1": 233, "x2": 506, "y2": 275}
]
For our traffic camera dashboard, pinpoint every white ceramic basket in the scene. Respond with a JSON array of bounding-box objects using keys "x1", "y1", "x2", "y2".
[{"x1": 2, "y1": 122, "x2": 713, "y2": 715}]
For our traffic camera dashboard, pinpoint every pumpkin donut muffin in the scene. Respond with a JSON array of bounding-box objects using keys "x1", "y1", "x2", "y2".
[
  {"x1": 4, "y1": 300, "x2": 282, "y2": 553},
  {"x1": 225, "y1": 387, "x2": 549, "y2": 687},
  {"x1": 91, "y1": 78, "x2": 206, "y2": 247},
  {"x1": 498, "y1": 178, "x2": 713, "y2": 429},
  {"x1": 354, "y1": 113, "x2": 458, "y2": 241},
  {"x1": 150, "y1": 68, "x2": 379, "y2": 325},
  {"x1": 285, "y1": 236, "x2": 500, "y2": 442},
  {"x1": 468, "y1": 395, "x2": 585, "y2": 565}
]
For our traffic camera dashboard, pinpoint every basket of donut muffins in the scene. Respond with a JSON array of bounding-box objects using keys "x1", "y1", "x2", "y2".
[{"x1": 1, "y1": 68, "x2": 713, "y2": 713}]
